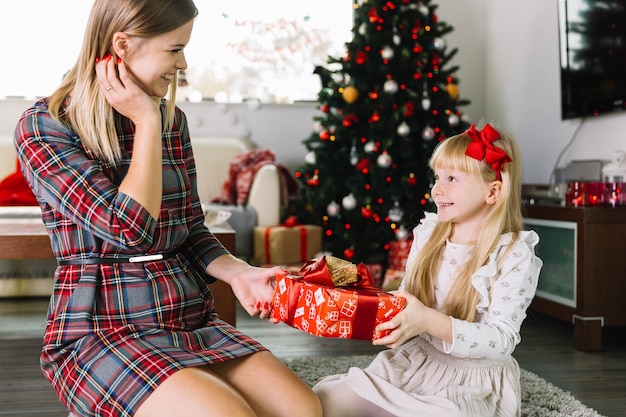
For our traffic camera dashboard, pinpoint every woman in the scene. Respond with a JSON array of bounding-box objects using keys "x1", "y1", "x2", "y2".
[{"x1": 14, "y1": 1, "x2": 321, "y2": 416}]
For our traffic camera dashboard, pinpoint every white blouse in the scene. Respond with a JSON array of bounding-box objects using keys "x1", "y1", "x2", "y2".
[{"x1": 400, "y1": 212, "x2": 543, "y2": 361}]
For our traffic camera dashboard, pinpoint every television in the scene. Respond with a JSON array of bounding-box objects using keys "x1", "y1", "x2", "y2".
[{"x1": 558, "y1": 0, "x2": 626, "y2": 120}]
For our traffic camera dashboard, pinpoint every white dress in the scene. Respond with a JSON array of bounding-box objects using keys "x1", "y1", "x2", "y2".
[{"x1": 313, "y1": 213, "x2": 543, "y2": 417}]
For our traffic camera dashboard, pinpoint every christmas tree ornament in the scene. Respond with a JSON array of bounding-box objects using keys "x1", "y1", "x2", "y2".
[
  {"x1": 377, "y1": 152, "x2": 392, "y2": 168},
  {"x1": 388, "y1": 202, "x2": 404, "y2": 222},
  {"x1": 359, "y1": 23, "x2": 367, "y2": 36},
  {"x1": 305, "y1": 151, "x2": 317, "y2": 165},
  {"x1": 313, "y1": 120, "x2": 323, "y2": 132},
  {"x1": 361, "y1": 206, "x2": 373, "y2": 219},
  {"x1": 342, "y1": 85, "x2": 359, "y2": 104},
  {"x1": 397, "y1": 121, "x2": 410, "y2": 137},
  {"x1": 356, "y1": 50, "x2": 368, "y2": 64},
  {"x1": 342, "y1": 193, "x2": 357, "y2": 210},
  {"x1": 364, "y1": 141, "x2": 376, "y2": 153},
  {"x1": 446, "y1": 82, "x2": 460, "y2": 100},
  {"x1": 383, "y1": 79, "x2": 399, "y2": 94},
  {"x1": 422, "y1": 125, "x2": 436, "y2": 141},
  {"x1": 393, "y1": 34, "x2": 401, "y2": 46},
  {"x1": 349, "y1": 145, "x2": 359, "y2": 165},
  {"x1": 307, "y1": 175, "x2": 319, "y2": 187},
  {"x1": 319, "y1": 129, "x2": 330, "y2": 141},
  {"x1": 395, "y1": 225, "x2": 410, "y2": 240},
  {"x1": 433, "y1": 37, "x2": 446, "y2": 50},
  {"x1": 418, "y1": 3, "x2": 429, "y2": 15},
  {"x1": 327, "y1": 201, "x2": 340, "y2": 217},
  {"x1": 421, "y1": 93, "x2": 431, "y2": 110},
  {"x1": 381, "y1": 46, "x2": 395, "y2": 60},
  {"x1": 448, "y1": 113, "x2": 460, "y2": 127}
]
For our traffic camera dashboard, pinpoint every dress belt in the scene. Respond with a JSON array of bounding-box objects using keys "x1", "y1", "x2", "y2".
[{"x1": 57, "y1": 247, "x2": 180, "y2": 266}]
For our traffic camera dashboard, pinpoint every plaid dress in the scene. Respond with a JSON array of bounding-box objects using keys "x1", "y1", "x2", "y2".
[{"x1": 14, "y1": 99, "x2": 267, "y2": 417}]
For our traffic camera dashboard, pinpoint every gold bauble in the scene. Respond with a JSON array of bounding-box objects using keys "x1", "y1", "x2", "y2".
[
  {"x1": 342, "y1": 85, "x2": 359, "y2": 104},
  {"x1": 446, "y1": 83, "x2": 460, "y2": 100}
]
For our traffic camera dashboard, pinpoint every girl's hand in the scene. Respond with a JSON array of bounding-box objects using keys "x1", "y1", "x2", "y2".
[
  {"x1": 373, "y1": 291, "x2": 452, "y2": 348},
  {"x1": 373, "y1": 290, "x2": 435, "y2": 348},
  {"x1": 95, "y1": 54, "x2": 160, "y2": 127}
]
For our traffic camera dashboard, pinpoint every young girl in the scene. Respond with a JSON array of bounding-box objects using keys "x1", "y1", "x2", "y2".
[
  {"x1": 14, "y1": 1, "x2": 321, "y2": 417},
  {"x1": 313, "y1": 124, "x2": 542, "y2": 417}
]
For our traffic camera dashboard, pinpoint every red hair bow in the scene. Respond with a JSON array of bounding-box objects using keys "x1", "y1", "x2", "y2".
[{"x1": 464, "y1": 123, "x2": 512, "y2": 180}]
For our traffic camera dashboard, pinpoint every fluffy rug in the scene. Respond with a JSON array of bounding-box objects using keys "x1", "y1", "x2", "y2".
[{"x1": 283, "y1": 355, "x2": 605, "y2": 417}]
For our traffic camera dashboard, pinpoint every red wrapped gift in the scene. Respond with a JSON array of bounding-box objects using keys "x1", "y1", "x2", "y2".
[
  {"x1": 270, "y1": 256, "x2": 405, "y2": 340},
  {"x1": 387, "y1": 238, "x2": 413, "y2": 271}
]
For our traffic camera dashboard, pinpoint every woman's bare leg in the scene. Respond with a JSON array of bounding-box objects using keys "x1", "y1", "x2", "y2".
[
  {"x1": 134, "y1": 366, "x2": 257, "y2": 417},
  {"x1": 210, "y1": 351, "x2": 322, "y2": 417}
]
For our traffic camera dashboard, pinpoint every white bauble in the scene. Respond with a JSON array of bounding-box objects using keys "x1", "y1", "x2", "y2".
[
  {"x1": 396, "y1": 225, "x2": 410, "y2": 240},
  {"x1": 433, "y1": 37, "x2": 446, "y2": 50},
  {"x1": 342, "y1": 193, "x2": 357, "y2": 210},
  {"x1": 377, "y1": 152, "x2": 392, "y2": 168},
  {"x1": 364, "y1": 141, "x2": 376, "y2": 153},
  {"x1": 381, "y1": 46, "x2": 395, "y2": 60},
  {"x1": 327, "y1": 200, "x2": 341, "y2": 216},
  {"x1": 422, "y1": 125, "x2": 436, "y2": 141},
  {"x1": 305, "y1": 151, "x2": 317, "y2": 165},
  {"x1": 397, "y1": 122, "x2": 410, "y2": 137},
  {"x1": 388, "y1": 203, "x2": 404, "y2": 222},
  {"x1": 383, "y1": 79, "x2": 399, "y2": 94},
  {"x1": 448, "y1": 114, "x2": 460, "y2": 127}
]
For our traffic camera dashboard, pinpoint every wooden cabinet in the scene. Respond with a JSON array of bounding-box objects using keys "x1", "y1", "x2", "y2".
[{"x1": 524, "y1": 205, "x2": 626, "y2": 351}]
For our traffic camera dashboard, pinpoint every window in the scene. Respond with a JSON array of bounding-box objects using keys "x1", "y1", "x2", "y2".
[{"x1": 1, "y1": 0, "x2": 354, "y2": 103}]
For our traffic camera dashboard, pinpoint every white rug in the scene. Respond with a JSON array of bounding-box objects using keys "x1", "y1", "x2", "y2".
[{"x1": 283, "y1": 355, "x2": 605, "y2": 417}]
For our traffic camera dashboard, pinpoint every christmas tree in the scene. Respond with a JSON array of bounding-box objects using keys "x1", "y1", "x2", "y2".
[{"x1": 289, "y1": 0, "x2": 471, "y2": 264}]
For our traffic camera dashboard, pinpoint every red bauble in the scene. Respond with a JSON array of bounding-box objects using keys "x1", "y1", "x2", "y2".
[
  {"x1": 356, "y1": 50, "x2": 368, "y2": 65},
  {"x1": 361, "y1": 207, "x2": 373, "y2": 219},
  {"x1": 344, "y1": 248, "x2": 355, "y2": 260}
]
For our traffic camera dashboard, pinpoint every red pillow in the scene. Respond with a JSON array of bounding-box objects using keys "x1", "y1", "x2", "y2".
[{"x1": 0, "y1": 159, "x2": 38, "y2": 206}]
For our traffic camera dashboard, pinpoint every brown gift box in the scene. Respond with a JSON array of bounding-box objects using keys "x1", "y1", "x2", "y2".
[{"x1": 253, "y1": 225, "x2": 322, "y2": 265}]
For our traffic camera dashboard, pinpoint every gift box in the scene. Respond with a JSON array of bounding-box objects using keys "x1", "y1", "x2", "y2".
[
  {"x1": 253, "y1": 224, "x2": 322, "y2": 265},
  {"x1": 387, "y1": 238, "x2": 412, "y2": 271},
  {"x1": 270, "y1": 256, "x2": 406, "y2": 340}
]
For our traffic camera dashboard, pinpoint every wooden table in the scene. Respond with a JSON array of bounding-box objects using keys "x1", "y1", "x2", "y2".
[{"x1": 0, "y1": 218, "x2": 237, "y2": 326}]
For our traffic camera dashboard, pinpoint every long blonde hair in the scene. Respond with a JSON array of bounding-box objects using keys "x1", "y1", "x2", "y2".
[
  {"x1": 404, "y1": 124, "x2": 523, "y2": 322},
  {"x1": 48, "y1": 0, "x2": 198, "y2": 164}
]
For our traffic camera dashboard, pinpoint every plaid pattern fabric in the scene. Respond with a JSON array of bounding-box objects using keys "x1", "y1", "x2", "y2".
[{"x1": 15, "y1": 99, "x2": 266, "y2": 417}]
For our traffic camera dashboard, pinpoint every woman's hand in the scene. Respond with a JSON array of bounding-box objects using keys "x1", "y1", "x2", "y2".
[
  {"x1": 207, "y1": 255, "x2": 283, "y2": 320},
  {"x1": 372, "y1": 290, "x2": 453, "y2": 348},
  {"x1": 95, "y1": 54, "x2": 160, "y2": 127}
]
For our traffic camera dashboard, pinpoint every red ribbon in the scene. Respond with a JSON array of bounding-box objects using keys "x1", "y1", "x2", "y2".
[
  {"x1": 299, "y1": 256, "x2": 375, "y2": 288},
  {"x1": 463, "y1": 123, "x2": 512, "y2": 180}
]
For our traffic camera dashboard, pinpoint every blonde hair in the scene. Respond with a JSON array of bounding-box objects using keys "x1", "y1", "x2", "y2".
[
  {"x1": 404, "y1": 124, "x2": 523, "y2": 322},
  {"x1": 48, "y1": 0, "x2": 198, "y2": 164}
]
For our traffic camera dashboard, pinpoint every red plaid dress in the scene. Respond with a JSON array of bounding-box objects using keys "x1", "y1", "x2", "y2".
[{"x1": 15, "y1": 99, "x2": 267, "y2": 417}]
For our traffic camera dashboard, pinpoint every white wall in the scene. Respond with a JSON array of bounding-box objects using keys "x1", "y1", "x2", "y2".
[{"x1": 485, "y1": 0, "x2": 626, "y2": 183}]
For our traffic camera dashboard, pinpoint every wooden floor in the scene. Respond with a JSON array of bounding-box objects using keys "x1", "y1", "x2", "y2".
[{"x1": 1, "y1": 298, "x2": 625, "y2": 417}]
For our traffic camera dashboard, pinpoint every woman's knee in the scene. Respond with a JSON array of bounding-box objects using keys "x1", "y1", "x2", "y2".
[{"x1": 135, "y1": 367, "x2": 256, "y2": 417}]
